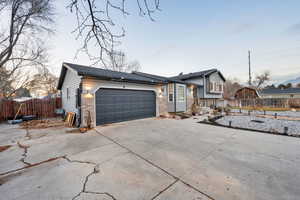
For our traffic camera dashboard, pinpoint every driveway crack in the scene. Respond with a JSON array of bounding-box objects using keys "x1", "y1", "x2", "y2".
[
  {"x1": 17, "y1": 141, "x2": 31, "y2": 166},
  {"x1": 72, "y1": 164, "x2": 100, "y2": 200},
  {"x1": 150, "y1": 179, "x2": 179, "y2": 200},
  {"x1": 63, "y1": 156, "x2": 97, "y2": 165},
  {"x1": 94, "y1": 129, "x2": 216, "y2": 200}
]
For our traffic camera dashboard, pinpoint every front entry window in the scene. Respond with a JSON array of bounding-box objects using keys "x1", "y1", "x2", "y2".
[
  {"x1": 168, "y1": 84, "x2": 174, "y2": 102},
  {"x1": 178, "y1": 85, "x2": 185, "y2": 102}
]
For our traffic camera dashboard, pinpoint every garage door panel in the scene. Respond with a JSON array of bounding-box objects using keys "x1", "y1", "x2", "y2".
[{"x1": 96, "y1": 89, "x2": 156, "y2": 125}]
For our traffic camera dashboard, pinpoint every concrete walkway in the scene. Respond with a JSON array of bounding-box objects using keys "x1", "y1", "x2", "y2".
[{"x1": 0, "y1": 117, "x2": 300, "y2": 200}]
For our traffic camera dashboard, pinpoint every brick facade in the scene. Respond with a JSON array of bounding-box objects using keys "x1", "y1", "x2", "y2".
[
  {"x1": 81, "y1": 93, "x2": 95, "y2": 128},
  {"x1": 158, "y1": 96, "x2": 168, "y2": 116},
  {"x1": 186, "y1": 96, "x2": 194, "y2": 114}
]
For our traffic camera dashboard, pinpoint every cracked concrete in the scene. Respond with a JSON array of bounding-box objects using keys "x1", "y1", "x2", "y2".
[
  {"x1": 0, "y1": 159, "x2": 94, "y2": 199},
  {"x1": 73, "y1": 192, "x2": 116, "y2": 200},
  {"x1": 17, "y1": 141, "x2": 31, "y2": 166},
  {"x1": 1, "y1": 118, "x2": 300, "y2": 200}
]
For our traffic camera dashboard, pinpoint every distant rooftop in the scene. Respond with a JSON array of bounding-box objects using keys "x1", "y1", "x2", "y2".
[{"x1": 260, "y1": 88, "x2": 300, "y2": 95}]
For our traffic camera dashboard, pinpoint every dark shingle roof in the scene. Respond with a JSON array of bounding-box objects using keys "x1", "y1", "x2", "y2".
[
  {"x1": 132, "y1": 71, "x2": 186, "y2": 84},
  {"x1": 57, "y1": 62, "x2": 226, "y2": 90},
  {"x1": 57, "y1": 63, "x2": 166, "y2": 89},
  {"x1": 171, "y1": 68, "x2": 225, "y2": 81},
  {"x1": 260, "y1": 88, "x2": 300, "y2": 95}
]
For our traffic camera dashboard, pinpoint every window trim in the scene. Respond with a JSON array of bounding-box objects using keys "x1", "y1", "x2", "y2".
[
  {"x1": 168, "y1": 83, "x2": 174, "y2": 102},
  {"x1": 177, "y1": 85, "x2": 185, "y2": 102}
]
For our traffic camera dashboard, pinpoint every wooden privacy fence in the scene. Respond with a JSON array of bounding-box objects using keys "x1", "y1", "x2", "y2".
[
  {"x1": 226, "y1": 98, "x2": 300, "y2": 108},
  {"x1": 0, "y1": 98, "x2": 62, "y2": 122}
]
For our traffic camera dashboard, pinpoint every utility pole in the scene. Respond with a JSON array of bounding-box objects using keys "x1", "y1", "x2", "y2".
[{"x1": 248, "y1": 50, "x2": 252, "y2": 86}]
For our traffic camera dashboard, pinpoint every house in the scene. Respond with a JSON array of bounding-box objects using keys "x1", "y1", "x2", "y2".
[
  {"x1": 170, "y1": 69, "x2": 226, "y2": 107},
  {"x1": 259, "y1": 88, "x2": 300, "y2": 99},
  {"x1": 57, "y1": 62, "x2": 225, "y2": 127},
  {"x1": 234, "y1": 87, "x2": 260, "y2": 100}
]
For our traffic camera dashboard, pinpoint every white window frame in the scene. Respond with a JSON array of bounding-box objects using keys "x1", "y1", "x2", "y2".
[
  {"x1": 209, "y1": 81, "x2": 223, "y2": 93},
  {"x1": 177, "y1": 85, "x2": 185, "y2": 102}
]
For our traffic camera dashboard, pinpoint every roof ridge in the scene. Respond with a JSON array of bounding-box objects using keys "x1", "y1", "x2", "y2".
[{"x1": 63, "y1": 62, "x2": 136, "y2": 76}]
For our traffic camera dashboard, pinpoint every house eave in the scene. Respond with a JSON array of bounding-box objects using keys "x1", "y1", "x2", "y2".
[{"x1": 81, "y1": 75, "x2": 164, "y2": 85}]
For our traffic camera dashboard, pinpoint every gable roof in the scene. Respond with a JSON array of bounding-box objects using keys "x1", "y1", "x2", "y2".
[
  {"x1": 234, "y1": 87, "x2": 260, "y2": 98},
  {"x1": 260, "y1": 88, "x2": 300, "y2": 95},
  {"x1": 57, "y1": 62, "x2": 226, "y2": 90},
  {"x1": 171, "y1": 69, "x2": 226, "y2": 82},
  {"x1": 57, "y1": 63, "x2": 164, "y2": 89}
]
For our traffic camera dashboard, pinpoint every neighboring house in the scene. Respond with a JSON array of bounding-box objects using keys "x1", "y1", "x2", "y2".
[
  {"x1": 234, "y1": 87, "x2": 260, "y2": 100},
  {"x1": 57, "y1": 63, "x2": 225, "y2": 127},
  {"x1": 259, "y1": 88, "x2": 300, "y2": 99}
]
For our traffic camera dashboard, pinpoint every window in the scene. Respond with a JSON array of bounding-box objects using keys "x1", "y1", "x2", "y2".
[
  {"x1": 168, "y1": 84, "x2": 173, "y2": 102},
  {"x1": 66, "y1": 88, "x2": 70, "y2": 100},
  {"x1": 178, "y1": 85, "x2": 185, "y2": 102},
  {"x1": 218, "y1": 83, "x2": 223, "y2": 92},
  {"x1": 209, "y1": 82, "x2": 223, "y2": 93},
  {"x1": 76, "y1": 88, "x2": 81, "y2": 108},
  {"x1": 209, "y1": 82, "x2": 213, "y2": 91},
  {"x1": 193, "y1": 87, "x2": 198, "y2": 98}
]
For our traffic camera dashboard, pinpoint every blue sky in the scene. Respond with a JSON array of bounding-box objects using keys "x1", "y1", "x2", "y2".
[{"x1": 49, "y1": 0, "x2": 300, "y2": 84}]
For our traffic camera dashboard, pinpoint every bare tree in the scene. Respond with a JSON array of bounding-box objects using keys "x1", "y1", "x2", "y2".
[
  {"x1": 0, "y1": 0, "x2": 54, "y2": 98},
  {"x1": 253, "y1": 71, "x2": 271, "y2": 90},
  {"x1": 223, "y1": 78, "x2": 243, "y2": 99},
  {"x1": 296, "y1": 83, "x2": 300, "y2": 88},
  {"x1": 27, "y1": 67, "x2": 58, "y2": 97},
  {"x1": 0, "y1": 0, "x2": 54, "y2": 69},
  {"x1": 68, "y1": 0, "x2": 160, "y2": 67},
  {"x1": 0, "y1": 66, "x2": 31, "y2": 98},
  {"x1": 110, "y1": 51, "x2": 141, "y2": 72}
]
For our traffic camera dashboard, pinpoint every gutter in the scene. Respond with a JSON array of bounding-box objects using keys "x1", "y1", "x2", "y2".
[{"x1": 82, "y1": 75, "x2": 163, "y2": 85}]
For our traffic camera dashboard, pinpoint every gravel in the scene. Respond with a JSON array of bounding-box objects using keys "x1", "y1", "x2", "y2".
[
  {"x1": 216, "y1": 115, "x2": 300, "y2": 136},
  {"x1": 231, "y1": 109, "x2": 300, "y2": 118}
]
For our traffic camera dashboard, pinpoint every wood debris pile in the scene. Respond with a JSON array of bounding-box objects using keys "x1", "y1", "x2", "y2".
[{"x1": 20, "y1": 119, "x2": 66, "y2": 129}]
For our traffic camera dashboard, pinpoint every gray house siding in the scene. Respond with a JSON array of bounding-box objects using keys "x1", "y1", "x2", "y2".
[
  {"x1": 184, "y1": 77, "x2": 204, "y2": 98},
  {"x1": 198, "y1": 87, "x2": 204, "y2": 98},
  {"x1": 204, "y1": 72, "x2": 224, "y2": 99},
  {"x1": 183, "y1": 73, "x2": 224, "y2": 99},
  {"x1": 61, "y1": 69, "x2": 81, "y2": 115}
]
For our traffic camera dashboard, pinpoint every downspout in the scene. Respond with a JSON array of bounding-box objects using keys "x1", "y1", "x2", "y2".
[
  {"x1": 78, "y1": 78, "x2": 83, "y2": 127},
  {"x1": 174, "y1": 83, "x2": 177, "y2": 112},
  {"x1": 203, "y1": 77, "x2": 205, "y2": 106}
]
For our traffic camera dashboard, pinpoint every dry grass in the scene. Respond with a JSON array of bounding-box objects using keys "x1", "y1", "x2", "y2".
[{"x1": 20, "y1": 119, "x2": 66, "y2": 129}]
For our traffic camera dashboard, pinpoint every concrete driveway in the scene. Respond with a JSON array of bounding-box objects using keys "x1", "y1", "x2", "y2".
[{"x1": 0, "y1": 118, "x2": 300, "y2": 200}]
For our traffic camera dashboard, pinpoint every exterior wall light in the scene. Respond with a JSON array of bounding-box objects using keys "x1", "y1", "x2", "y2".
[
  {"x1": 83, "y1": 89, "x2": 93, "y2": 98},
  {"x1": 159, "y1": 86, "x2": 165, "y2": 98}
]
